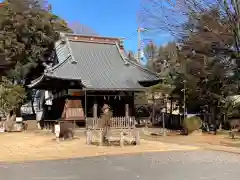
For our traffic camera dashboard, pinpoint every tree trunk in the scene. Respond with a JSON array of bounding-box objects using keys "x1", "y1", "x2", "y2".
[
  {"x1": 219, "y1": 113, "x2": 226, "y2": 131},
  {"x1": 31, "y1": 97, "x2": 35, "y2": 115},
  {"x1": 169, "y1": 97, "x2": 173, "y2": 126},
  {"x1": 5, "y1": 113, "x2": 16, "y2": 132},
  {"x1": 210, "y1": 106, "x2": 217, "y2": 134},
  {"x1": 30, "y1": 90, "x2": 37, "y2": 115},
  {"x1": 152, "y1": 92, "x2": 155, "y2": 125},
  {"x1": 16, "y1": 106, "x2": 21, "y2": 117},
  {"x1": 219, "y1": 122, "x2": 222, "y2": 131},
  {"x1": 210, "y1": 106, "x2": 216, "y2": 125}
]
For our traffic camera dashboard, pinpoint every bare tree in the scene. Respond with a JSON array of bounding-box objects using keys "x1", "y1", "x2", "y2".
[
  {"x1": 144, "y1": 41, "x2": 158, "y2": 60},
  {"x1": 144, "y1": 42, "x2": 159, "y2": 71},
  {"x1": 139, "y1": 0, "x2": 239, "y2": 52},
  {"x1": 127, "y1": 51, "x2": 137, "y2": 62},
  {"x1": 10, "y1": 0, "x2": 51, "y2": 10},
  {"x1": 138, "y1": 0, "x2": 189, "y2": 38},
  {"x1": 34, "y1": 0, "x2": 48, "y2": 9},
  {"x1": 139, "y1": 0, "x2": 240, "y2": 127},
  {"x1": 68, "y1": 22, "x2": 99, "y2": 36}
]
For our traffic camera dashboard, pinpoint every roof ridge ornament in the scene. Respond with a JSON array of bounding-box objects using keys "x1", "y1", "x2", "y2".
[
  {"x1": 60, "y1": 39, "x2": 66, "y2": 44},
  {"x1": 124, "y1": 61, "x2": 130, "y2": 66},
  {"x1": 59, "y1": 32, "x2": 67, "y2": 44},
  {"x1": 65, "y1": 37, "x2": 78, "y2": 64},
  {"x1": 59, "y1": 32, "x2": 65, "y2": 38},
  {"x1": 115, "y1": 43, "x2": 129, "y2": 65},
  {"x1": 42, "y1": 62, "x2": 53, "y2": 73}
]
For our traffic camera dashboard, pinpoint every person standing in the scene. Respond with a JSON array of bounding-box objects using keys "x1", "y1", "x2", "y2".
[{"x1": 99, "y1": 104, "x2": 112, "y2": 143}]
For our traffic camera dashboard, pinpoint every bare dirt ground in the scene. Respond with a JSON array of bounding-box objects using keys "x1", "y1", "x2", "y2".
[
  {"x1": 0, "y1": 131, "x2": 199, "y2": 163},
  {"x1": 141, "y1": 127, "x2": 240, "y2": 153}
]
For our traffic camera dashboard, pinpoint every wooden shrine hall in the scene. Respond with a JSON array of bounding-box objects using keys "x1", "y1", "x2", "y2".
[{"x1": 28, "y1": 33, "x2": 159, "y2": 127}]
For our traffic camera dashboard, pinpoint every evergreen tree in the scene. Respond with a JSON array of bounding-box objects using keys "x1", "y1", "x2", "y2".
[{"x1": 0, "y1": 0, "x2": 72, "y2": 84}]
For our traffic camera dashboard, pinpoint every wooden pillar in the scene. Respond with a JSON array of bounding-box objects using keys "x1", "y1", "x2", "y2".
[
  {"x1": 84, "y1": 90, "x2": 87, "y2": 128},
  {"x1": 131, "y1": 93, "x2": 135, "y2": 117},
  {"x1": 124, "y1": 93, "x2": 129, "y2": 117},
  {"x1": 125, "y1": 103, "x2": 129, "y2": 117},
  {"x1": 93, "y1": 98, "x2": 98, "y2": 118}
]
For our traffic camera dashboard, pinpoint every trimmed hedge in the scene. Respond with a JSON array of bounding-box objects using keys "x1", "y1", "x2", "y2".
[{"x1": 182, "y1": 116, "x2": 202, "y2": 134}]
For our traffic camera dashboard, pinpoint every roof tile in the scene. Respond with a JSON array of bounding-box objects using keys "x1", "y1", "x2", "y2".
[{"x1": 45, "y1": 35, "x2": 158, "y2": 90}]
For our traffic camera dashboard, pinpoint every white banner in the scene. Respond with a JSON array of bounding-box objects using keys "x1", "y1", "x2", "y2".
[{"x1": 55, "y1": 124, "x2": 60, "y2": 138}]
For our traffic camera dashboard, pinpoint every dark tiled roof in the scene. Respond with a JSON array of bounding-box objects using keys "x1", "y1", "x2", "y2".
[{"x1": 31, "y1": 34, "x2": 159, "y2": 90}]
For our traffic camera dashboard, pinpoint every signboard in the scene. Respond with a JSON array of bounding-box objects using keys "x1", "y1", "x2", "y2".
[
  {"x1": 16, "y1": 117, "x2": 23, "y2": 122},
  {"x1": 55, "y1": 124, "x2": 60, "y2": 138},
  {"x1": 36, "y1": 111, "x2": 43, "y2": 121},
  {"x1": 0, "y1": 122, "x2": 5, "y2": 132},
  {"x1": 0, "y1": 128, "x2": 4, "y2": 133}
]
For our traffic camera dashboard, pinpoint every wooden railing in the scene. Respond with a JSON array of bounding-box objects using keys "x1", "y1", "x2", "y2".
[
  {"x1": 86, "y1": 116, "x2": 140, "y2": 146},
  {"x1": 42, "y1": 116, "x2": 136, "y2": 133},
  {"x1": 42, "y1": 119, "x2": 80, "y2": 133},
  {"x1": 86, "y1": 116, "x2": 136, "y2": 130}
]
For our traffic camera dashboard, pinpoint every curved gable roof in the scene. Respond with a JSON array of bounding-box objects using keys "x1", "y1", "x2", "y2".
[{"x1": 42, "y1": 34, "x2": 159, "y2": 90}]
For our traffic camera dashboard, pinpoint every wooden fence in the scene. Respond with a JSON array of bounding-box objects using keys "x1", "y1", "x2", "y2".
[
  {"x1": 42, "y1": 116, "x2": 136, "y2": 131},
  {"x1": 86, "y1": 116, "x2": 136, "y2": 130},
  {"x1": 86, "y1": 116, "x2": 139, "y2": 146}
]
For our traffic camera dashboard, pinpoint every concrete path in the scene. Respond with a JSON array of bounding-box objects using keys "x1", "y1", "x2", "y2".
[{"x1": 1, "y1": 150, "x2": 240, "y2": 180}]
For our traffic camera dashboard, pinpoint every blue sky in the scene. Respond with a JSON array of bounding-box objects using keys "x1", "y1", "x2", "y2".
[
  {"x1": 48, "y1": 0, "x2": 173, "y2": 52},
  {"x1": 0, "y1": 0, "x2": 174, "y2": 54}
]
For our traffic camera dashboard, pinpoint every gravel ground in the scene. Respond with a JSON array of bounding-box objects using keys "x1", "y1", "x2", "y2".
[{"x1": 1, "y1": 150, "x2": 240, "y2": 180}]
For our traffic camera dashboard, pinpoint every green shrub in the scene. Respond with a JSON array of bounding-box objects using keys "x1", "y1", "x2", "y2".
[
  {"x1": 182, "y1": 116, "x2": 202, "y2": 134},
  {"x1": 0, "y1": 77, "x2": 26, "y2": 116}
]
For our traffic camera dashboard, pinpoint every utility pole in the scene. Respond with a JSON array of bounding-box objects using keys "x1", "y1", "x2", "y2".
[
  {"x1": 137, "y1": 28, "x2": 141, "y2": 63},
  {"x1": 137, "y1": 27, "x2": 146, "y2": 63},
  {"x1": 162, "y1": 95, "x2": 167, "y2": 136},
  {"x1": 176, "y1": 43, "x2": 187, "y2": 120},
  {"x1": 183, "y1": 80, "x2": 186, "y2": 119}
]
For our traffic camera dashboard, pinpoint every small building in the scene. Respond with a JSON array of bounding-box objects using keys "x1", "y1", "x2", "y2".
[{"x1": 28, "y1": 33, "x2": 159, "y2": 126}]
